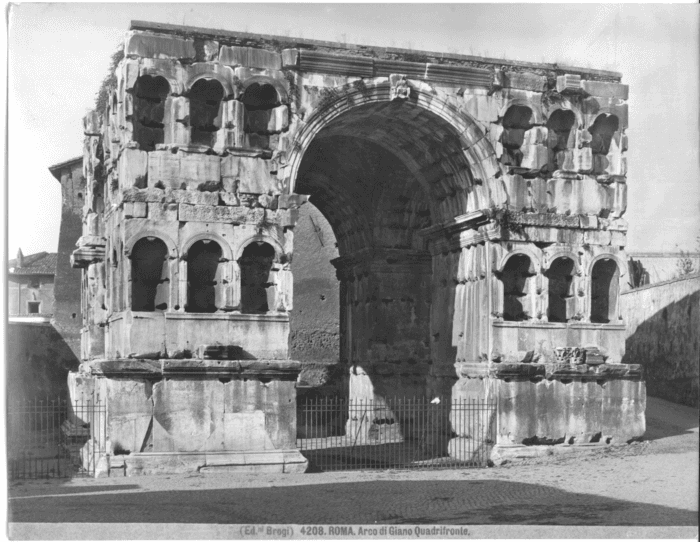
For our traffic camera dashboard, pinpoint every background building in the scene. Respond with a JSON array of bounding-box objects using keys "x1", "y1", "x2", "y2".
[
  {"x1": 7, "y1": 249, "x2": 79, "y2": 401},
  {"x1": 8, "y1": 250, "x2": 57, "y2": 320}
]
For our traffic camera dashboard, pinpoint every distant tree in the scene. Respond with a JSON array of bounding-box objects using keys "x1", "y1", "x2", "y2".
[
  {"x1": 675, "y1": 236, "x2": 700, "y2": 277},
  {"x1": 676, "y1": 252, "x2": 695, "y2": 276}
]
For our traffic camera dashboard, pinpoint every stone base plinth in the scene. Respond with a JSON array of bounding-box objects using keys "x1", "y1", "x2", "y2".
[
  {"x1": 453, "y1": 361, "x2": 647, "y2": 449},
  {"x1": 68, "y1": 358, "x2": 304, "y2": 477},
  {"x1": 109, "y1": 450, "x2": 308, "y2": 476}
]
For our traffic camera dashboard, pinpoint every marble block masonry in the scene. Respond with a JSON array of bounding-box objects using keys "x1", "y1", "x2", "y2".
[{"x1": 69, "y1": 20, "x2": 644, "y2": 475}]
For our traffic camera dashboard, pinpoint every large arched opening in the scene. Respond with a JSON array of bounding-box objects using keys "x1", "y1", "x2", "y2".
[{"x1": 290, "y1": 84, "x2": 498, "y2": 404}]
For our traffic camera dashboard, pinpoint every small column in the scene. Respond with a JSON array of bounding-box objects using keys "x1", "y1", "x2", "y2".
[
  {"x1": 167, "y1": 256, "x2": 179, "y2": 311},
  {"x1": 273, "y1": 263, "x2": 293, "y2": 311},
  {"x1": 225, "y1": 260, "x2": 241, "y2": 311},
  {"x1": 177, "y1": 258, "x2": 188, "y2": 312}
]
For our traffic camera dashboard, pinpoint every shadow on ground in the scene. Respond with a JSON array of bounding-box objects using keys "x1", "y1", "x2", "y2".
[
  {"x1": 9, "y1": 480, "x2": 697, "y2": 526},
  {"x1": 644, "y1": 396, "x2": 699, "y2": 441}
]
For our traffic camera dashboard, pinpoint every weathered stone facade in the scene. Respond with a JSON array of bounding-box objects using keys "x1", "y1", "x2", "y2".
[{"x1": 70, "y1": 21, "x2": 644, "y2": 474}]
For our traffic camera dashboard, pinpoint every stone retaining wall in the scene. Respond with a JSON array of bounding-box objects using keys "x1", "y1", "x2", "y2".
[
  {"x1": 622, "y1": 273, "x2": 700, "y2": 406},
  {"x1": 6, "y1": 322, "x2": 79, "y2": 401}
]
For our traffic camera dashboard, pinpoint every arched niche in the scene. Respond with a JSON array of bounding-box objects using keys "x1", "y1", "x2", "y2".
[
  {"x1": 545, "y1": 256, "x2": 576, "y2": 323},
  {"x1": 588, "y1": 114, "x2": 619, "y2": 155},
  {"x1": 188, "y1": 78, "x2": 225, "y2": 147},
  {"x1": 238, "y1": 241, "x2": 276, "y2": 314},
  {"x1": 500, "y1": 105, "x2": 534, "y2": 167},
  {"x1": 130, "y1": 237, "x2": 169, "y2": 312},
  {"x1": 241, "y1": 79, "x2": 286, "y2": 142},
  {"x1": 499, "y1": 253, "x2": 536, "y2": 321},
  {"x1": 182, "y1": 232, "x2": 233, "y2": 261},
  {"x1": 186, "y1": 69, "x2": 234, "y2": 98},
  {"x1": 186, "y1": 239, "x2": 223, "y2": 313},
  {"x1": 241, "y1": 82, "x2": 280, "y2": 111},
  {"x1": 125, "y1": 231, "x2": 178, "y2": 259},
  {"x1": 590, "y1": 257, "x2": 621, "y2": 324},
  {"x1": 546, "y1": 109, "x2": 577, "y2": 154},
  {"x1": 240, "y1": 76, "x2": 288, "y2": 107},
  {"x1": 233, "y1": 233, "x2": 284, "y2": 262},
  {"x1": 132, "y1": 75, "x2": 170, "y2": 151},
  {"x1": 499, "y1": 98, "x2": 544, "y2": 125}
]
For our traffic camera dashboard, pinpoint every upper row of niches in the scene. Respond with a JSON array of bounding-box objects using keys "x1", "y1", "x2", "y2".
[
  {"x1": 109, "y1": 60, "x2": 290, "y2": 152},
  {"x1": 496, "y1": 105, "x2": 626, "y2": 178}
]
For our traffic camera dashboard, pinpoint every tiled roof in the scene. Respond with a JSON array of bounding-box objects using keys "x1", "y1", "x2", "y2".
[
  {"x1": 8, "y1": 252, "x2": 57, "y2": 275},
  {"x1": 48, "y1": 156, "x2": 82, "y2": 181}
]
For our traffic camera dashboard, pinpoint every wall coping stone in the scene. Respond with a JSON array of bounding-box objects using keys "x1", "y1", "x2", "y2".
[{"x1": 622, "y1": 271, "x2": 700, "y2": 295}]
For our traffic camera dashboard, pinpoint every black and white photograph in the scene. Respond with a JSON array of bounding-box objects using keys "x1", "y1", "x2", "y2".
[{"x1": 4, "y1": 3, "x2": 699, "y2": 539}]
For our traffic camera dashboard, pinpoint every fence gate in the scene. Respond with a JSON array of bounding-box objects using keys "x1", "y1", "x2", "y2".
[
  {"x1": 297, "y1": 397, "x2": 496, "y2": 471},
  {"x1": 7, "y1": 397, "x2": 107, "y2": 480}
]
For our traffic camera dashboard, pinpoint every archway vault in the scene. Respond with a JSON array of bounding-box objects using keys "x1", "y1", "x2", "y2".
[
  {"x1": 287, "y1": 78, "x2": 506, "y2": 400},
  {"x1": 285, "y1": 78, "x2": 508, "y2": 235}
]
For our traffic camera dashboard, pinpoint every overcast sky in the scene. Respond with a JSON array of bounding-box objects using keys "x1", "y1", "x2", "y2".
[{"x1": 7, "y1": 3, "x2": 700, "y2": 258}]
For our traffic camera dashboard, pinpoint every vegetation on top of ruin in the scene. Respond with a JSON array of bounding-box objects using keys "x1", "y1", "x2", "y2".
[{"x1": 94, "y1": 44, "x2": 125, "y2": 116}]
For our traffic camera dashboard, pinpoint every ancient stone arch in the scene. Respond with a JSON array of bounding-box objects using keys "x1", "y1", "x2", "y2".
[
  {"x1": 125, "y1": 230, "x2": 178, "y2": 258},
  {"x1": 496, "y1": 246, "x2": 542, "y2": 274},
  {"x1": 585, "y1": 252, "x2": 627, "y2": 324},
  {"x1": 588, "y1": 252, "x2": 627, "y2": 279},
  {"x1": 68, "y1": 22, "x2": 645, "y2": 476}
]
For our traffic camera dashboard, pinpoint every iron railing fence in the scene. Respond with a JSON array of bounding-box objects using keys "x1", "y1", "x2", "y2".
[
  {"x1": 6, "y1": 396, "x2": 107, "y2": 480},
  {"x1": 8, "y1": 396, "x2": 496, "y2": 477},
  {"x1": 297, "y1": 397, "x2": 496, "y2": 471}
]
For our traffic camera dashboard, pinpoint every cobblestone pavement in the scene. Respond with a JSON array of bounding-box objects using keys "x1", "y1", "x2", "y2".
[{"x1": 7, "y1": 397, "x2": 699, "y2": 528}]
